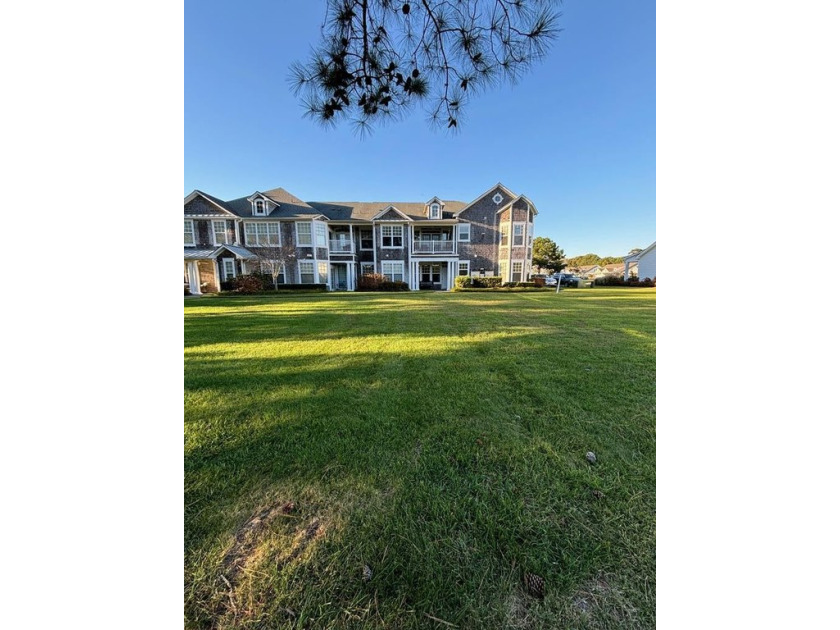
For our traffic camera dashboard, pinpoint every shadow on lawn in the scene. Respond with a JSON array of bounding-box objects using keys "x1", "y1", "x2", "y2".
[{"x1": 184, "y1": 311, "x2": 656, "y2": 628}]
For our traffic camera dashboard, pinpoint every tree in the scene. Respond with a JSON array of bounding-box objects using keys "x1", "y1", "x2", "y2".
[
  {"x1": 252, "y1": 246, "x2": 297, "y2": 290},
  {"x1": 290, "y1": 0, "x2": 561, "y2": 134},
  {"x1": 627, "y1": 247, "x2": 643, "y2": 256},
  {"x1": 532, "y1": 236, "x2": 566, "y2": 273}
]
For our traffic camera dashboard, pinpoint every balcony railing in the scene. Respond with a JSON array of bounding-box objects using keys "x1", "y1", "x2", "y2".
[
  {"x1": 413, "y1": 240, "x2": 455, "y2": 254},
  {"x1": 329, "y1": 239, "x2": 354, "y2": 253}
]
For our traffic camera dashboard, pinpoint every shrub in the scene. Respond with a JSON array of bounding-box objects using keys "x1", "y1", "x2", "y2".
[
  {"x1": 502, "y1": 281, "x2": 539, "y2": 288},
  {"x1": 470, "y1": 276, "x2": 503, "y2": 288},
  {"x1": 357, "y1": 273, "x2": 387, "y2": 291},
  {"x1": 454, "y1": 275, "x2": 472, "y2": 289},
  {"x1": 381, "y1": 281, "x2": 409, "y2": 291},
  {"x1": 229, "y1": 274, "x2": 265, "y2": 294}
]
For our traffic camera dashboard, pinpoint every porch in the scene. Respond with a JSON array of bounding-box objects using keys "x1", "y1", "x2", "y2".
[
  {"x1": 412, "y1": 227, "x2": 455, "y2": 255},
  {"x1": 408, "y1": 259, "x2": 458, "y2": 291}
]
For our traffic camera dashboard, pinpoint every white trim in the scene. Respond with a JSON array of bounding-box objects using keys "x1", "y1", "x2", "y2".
[
  {"x1": 298, "y1": 260, "x2": 316, "y2": 284},
  {"x1": 184, "y1": 219, "x2": 196, "y2": 246},
  {"x1": 512, "y1": 222, "x2": 526, "y2": 247},
  {"x1": 211, "y1": 219, "x2": 229, "y2": 246},
  {"x1": 457, "y1": 223, "x2": 470, "y2": 242},
  {"x1": 458, "y1": 260, "x2": 470, "y2": 277},
  {"x1": 381, "y1": 260, "x2": 405, "y2": 283},
  {"x1": 380, "y1": 224, "x2": 404, "y2": 248},
  {"x1": 429, "y1": 203, "x2": 440, "y2": 219},
  {"x1": 295, "y1": 221, "x2": 313, "y2": 247},
  {"x1": 244, "y1": 221, "x2": 281, "y2": 246},
  {"x1": 221, "y1": 257, "x2": 237, "y2": 282},
  {"x1": 454, "y1": 183, "x2": 519, "y2": 217},
  {"x1": 314, "y1": 221, "x2": 328, "y2": 249},
  {"x1": 252, "y1": 198, "x2": 268, "y2": 216},
  {"x1": 184, "y1": 190, "x2": 237, "y2": 216},
  {"x1": 499, "y1": 223, "x2": 509, "y2": 247},
  {"x1": 372, "y1": 205, "x2": 413, "y2": 221}
]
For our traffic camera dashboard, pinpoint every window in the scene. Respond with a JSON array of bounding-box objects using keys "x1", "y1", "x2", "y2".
[
  {"x1": 457, "y1": 223, "x2": 470, "y2": 242},
  {"x1": 381, "y1": 224, "x2": 403, "y2": 247},
  {"x1": 360, "y1": 229, "x2": 373, "y2": 250},
  {"x1": 512, "y1": 261, "x2": 523, "y2": 282},
  {"x1": 382, "y1": 261, "x2": 404, "y2": 282},
  {"x1": 296, "y1": 222, "x2": 312, "y2": 246},
  {"x1": 499, "y1": 224, "x2": 509, "y2": 247},
  {"x1": 212, "y1": 220, "x2": 229, "y2": 245},
  {"x1": 314, "y1": 222, "x2": 328, "y2": 248},
  {"x1": 299, "y1": 261, "x2": 315, "y2": 283},
  {"x1": 513, "y1": 223, "x2": 525, "y2": 246},
  {"x1": 360, "y1": 263, "x2": 374, "y2": 276},
  {"x1": 430, "y1": 203, "x2": 440, "y2": 219},
  {"x1": 253, "y1": 199, "x2": 267, "y2": 216},
  {"x1": 527, "y1": 222, "x2": 533, "y2": 247},
  {"x1": 184, "y1": 220, "x2": 195, "y2": 246},
  {"x1": 222, "y1": 258, "x2": 236, "y2": 281},
  {"x1": 492, "y1": 192, "x2": 503, "y2": 204},
  {"x1": 244, "y1": 222, "x2": 280, "y2": 246},
  {"x1": 499, "y1": 260, "x2": 508, "y2": 280},
  {"x1": 260, "y1": 261, "x2": 285, "y2": 284},
  {"x1": 458, "y1": 261, "x2": 470, "y2": 276},
  {"x1": 318, "y1": 261, "x2": 328, "y2": 284}
]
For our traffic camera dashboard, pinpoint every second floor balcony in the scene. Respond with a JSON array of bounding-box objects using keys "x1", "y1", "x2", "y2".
[
  {"x1": 329, "y1": 239, "x2": 354, "y2": 253},
  {"x1": 412, "y1": 240, "x2": 455, "y2": 254}
]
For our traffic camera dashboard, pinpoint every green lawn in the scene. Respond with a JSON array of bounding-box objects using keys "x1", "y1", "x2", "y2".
[{"x1": 185, "y1": 288, "x2": 656, "y2": 629}]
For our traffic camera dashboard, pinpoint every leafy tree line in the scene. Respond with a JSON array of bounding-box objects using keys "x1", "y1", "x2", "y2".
[{"x1": 566, "y1": 249, "x2": 642, "y2": 269}]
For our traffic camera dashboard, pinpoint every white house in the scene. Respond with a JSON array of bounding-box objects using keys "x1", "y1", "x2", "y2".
[{"x1": 624, "y1": 241, "x2": 656, "y2": 281}]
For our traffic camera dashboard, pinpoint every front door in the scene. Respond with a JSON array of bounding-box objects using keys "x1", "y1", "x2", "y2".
[
  {"x1": 331, "y1": 264, "x2": 348, "y2": 290},
  {"x1": 420, "y1": 263, "x2": 442, "y2": 290}
]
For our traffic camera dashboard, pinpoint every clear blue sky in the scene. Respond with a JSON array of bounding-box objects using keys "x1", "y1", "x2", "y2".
[{"x1": 185, "y1": 0, "x2": 655, "y2": 258}]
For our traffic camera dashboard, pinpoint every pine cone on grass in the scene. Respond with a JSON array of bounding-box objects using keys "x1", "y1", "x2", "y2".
[{"x1": 523, "y1": 572, "x2": 545, "y2": 599}]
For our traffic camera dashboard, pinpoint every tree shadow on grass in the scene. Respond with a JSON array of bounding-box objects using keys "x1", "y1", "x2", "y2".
[{"x1": 185, "y1": 318, "x2": 656, "y2": 628}]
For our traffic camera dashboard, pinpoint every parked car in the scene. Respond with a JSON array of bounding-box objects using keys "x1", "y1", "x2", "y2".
[
  {"x1": 555, "y1": 273, "x2": 582, "y2": 287},
  {"x1": 543, "y1": 275, "x2": 557, "y2": 286}
]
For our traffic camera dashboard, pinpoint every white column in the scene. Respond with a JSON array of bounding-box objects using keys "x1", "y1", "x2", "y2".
[
  {"x1": 188, "y1": 261, "x2": 200, "y2": 294},
  {"x1": 346, "y1": 263, "x2": 351, "y2": 291}
]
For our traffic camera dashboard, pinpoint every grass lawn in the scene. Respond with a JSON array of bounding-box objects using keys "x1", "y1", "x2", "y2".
[{"x1": 185, "y1": 288, "x2": 656, "y2": 629}]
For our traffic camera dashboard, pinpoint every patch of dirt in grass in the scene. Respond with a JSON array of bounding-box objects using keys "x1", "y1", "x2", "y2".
[
  {"x1": 562, "y1": 575, "x2": 643, "y2": 629},
  {"x1": 276, "y1": 517, "x2": 324, "y2": 569},
  {"x1": 505, "y1": 588, "x2": 534, "y2": 630},
  {"x1": 222, "y1": 500, "x2": 297, "y2": 582}
]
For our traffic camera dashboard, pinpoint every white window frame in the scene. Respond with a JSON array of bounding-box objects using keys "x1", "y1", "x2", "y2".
[
  {"x1": 430, "y1": 203, "x2": 440, "y2": 219},
  {"x1": 253, "y1": 199, "x2": 267, "y2": 216},
  {"x1": 499, "y1": 223, "x2": 509, "y2": 247},
  {"x1": 260, "y1": 261, "x2": 285, "y2": 284},
  {"x1": 314, "y1": 222, "x2": 328, "y2": 248},
  {"x1": 221, "y1": 257, "x2": 237, "y2": 281},
  {"x1": 513, "y1": 222, "x2": 525, "y2": 246},
  {"x1": 499, "y1": 260, "x2": 509, "y2": 280},
  {"x1": 381, "y1": 261, "x2": 404, "y2": 282},
  {"x1": 457, "y1": 223, "x2": 470, "y2": 242},
  {"x1": 212, "y1": 220, "x2": 229, "y2": 245},
  {"x1": 360, "y1": 229, "x2": 373, "y2": 250},
  {"x1": 244, "y1": 222, "x2": 281, "y2": 246},
  {"x1": 526, "y1": 222, "x2": 533, "y2": 247},
  {"x1": 381, "y1": 224, "x2": 403, "y2": 248},
  {"x1": 458, "y1": 260, "x2": 470, "y2": 276},
  {"x1": 184, "y1": 219, "x2": 195, "y2": 246},
  {"x1": 296, "y1": 222, "x2": 313, "y2": 246},
  {"x1": 512, "y1": 261, "x2": 524, "y2": 281},
  {"x1": 317, "y1": 261, "x2": 328, "y2": 284},
  {"x1": 299, "y1": 260, "x2": 315, "y2": 284}
]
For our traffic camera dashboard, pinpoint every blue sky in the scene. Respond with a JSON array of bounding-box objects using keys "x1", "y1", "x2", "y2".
[{"x1": 185, "y1": 0, "x2": 655, "y2": 258}]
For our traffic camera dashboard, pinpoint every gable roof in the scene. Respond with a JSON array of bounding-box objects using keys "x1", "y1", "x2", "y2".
[
  {"x1": 307, "y1": 200, "x2": 467, "y2": 221},
  {"x1": 184, "y1": 191, "x2": 238, "y2": 216},
  {"x1": 623, "y1": 241, "x2": 656, "y2": 262},
  {"x1": 221, "y1": 186, "x2": 321, "y2": 219},
  {"x1": 454, "y1": 182, "x2": 519, "y2": 217}
]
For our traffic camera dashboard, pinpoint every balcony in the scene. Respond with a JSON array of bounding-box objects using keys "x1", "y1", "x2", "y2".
[
  {"x1": 329, "y1": 239, "x2": 354, "y2": 254},
  {"x1": 412, "y1": 240, "x2": 455, "y2": 254}
]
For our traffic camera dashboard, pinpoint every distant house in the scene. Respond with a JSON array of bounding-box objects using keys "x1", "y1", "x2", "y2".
[
  {"x1": 577, "y1": 265, "x2": 604, "y2": 279},
  {"x1": 623, "y1": 242, "x2": 656, "y2": 281},
  {"x1": 602, "y1": 263, "x2": 628, "y2": 277}
]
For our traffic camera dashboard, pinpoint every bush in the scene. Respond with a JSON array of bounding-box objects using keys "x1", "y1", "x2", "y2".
[
  {"x1": 454, "y1": 275, "x2": 472, "y2": 289},
  {"x1": 502, "y1": 281, "x2": 538, "y2": 288},
  {"x1": 356, "y1": 273, "x2": 409, "y2": 291},
  {"x1": 228, "y1": 274, "x2": 266, "y2": 294},
  {"x1": 592, "y1": 275, "x2": 656, "y2": 287},
  {"x1": 470, "y1": 276, "x2": 503, "y2": 289}
]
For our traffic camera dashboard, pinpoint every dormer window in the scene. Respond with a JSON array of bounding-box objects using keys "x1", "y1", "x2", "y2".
[
  {"x1": 253, "y1": 199, "x2": 267, "y2": 216},
  {"x1": 430, "y1": 203, "x2": 440, "y2": 219}
]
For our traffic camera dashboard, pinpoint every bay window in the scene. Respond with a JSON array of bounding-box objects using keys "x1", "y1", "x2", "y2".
[
  {"x1": 184, "y1": 220, "x2": 195, "y2": 246},
  {"x1": 299, "y1": 261, "x2": 315, "y2": 283},
  {"x1": 296, "y1": 222, "x2": 312, "y2": 246},
  {"x1": 513, "y1": 223, "x2": 525, "y2": 246}
]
